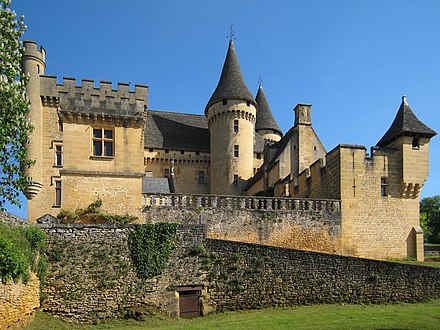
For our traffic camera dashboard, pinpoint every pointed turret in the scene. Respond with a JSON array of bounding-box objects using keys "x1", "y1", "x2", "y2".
[
  {"x1": 377, "y1": 96, "x2": 437, "y2": 146},
  {"x1": 205, "y1": 40, "x2": 257, "y2": 195},
  {"x1": 205, "y1": 41, "x2": 256, "y2": 113},
  {"x1": 255, "y1": 85, "x2": 282, "y2": 142}
]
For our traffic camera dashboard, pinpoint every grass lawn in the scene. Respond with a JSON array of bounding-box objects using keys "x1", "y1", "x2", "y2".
[
  {"x1": 24, "y1": 300, "x2": 440, "y2": 330},
  {"x1": 387, "y1": 258, "x2": 440, "y2": 268}
]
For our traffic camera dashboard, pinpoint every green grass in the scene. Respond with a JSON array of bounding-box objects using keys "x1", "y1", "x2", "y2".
[
  {"x1": 24, "y1": 300, "x2": 440, "y2": 330},
  {"x1": 387, "y1": 258, "x2": 440, "y2": 268}
]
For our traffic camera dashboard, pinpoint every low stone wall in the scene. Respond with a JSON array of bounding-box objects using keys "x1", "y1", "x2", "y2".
[
  {"x1": 0, "y1": 273, "x2": 40, "y2": 329},
  {"x1": 40, "y1": 223, "x2": 207, "y2": 322},
  {"x1": 40, "y1": 223, "x2": 440, "y2": 323},
  {"x1": 425, "y1": 245, "x2": 440, "y2": 257},
  {"x1": 204, "y1": 239, "x2": 440, "y2": 311},
  {"x1": 143, "y1": 194, "x2": 342, "y2": 254}
]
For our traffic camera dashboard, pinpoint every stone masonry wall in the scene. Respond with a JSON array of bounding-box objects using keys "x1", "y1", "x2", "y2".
[
  {"x1": 203, "y1": 239, "x2": 440, "y2": 311},
  {"x1": 40, "y1": 223, "x2": 440, "y2": 323},
  {"x1": 40, "y1": 224, "x2": 207, "y2": 322},
  {"x1": 0, "y1": 273, "x2": 40, "y2": 329},
  {"x1": 142, "y1": 196, "x2": 342, "y2": 254}
]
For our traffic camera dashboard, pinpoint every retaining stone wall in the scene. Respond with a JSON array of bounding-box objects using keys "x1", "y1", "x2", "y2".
[
  {"x1": 40, "y1": 224, "x2": 440, "y2": 323},
  {"x1": 143, "y1": 207, "x2": 342, "y2": 254},
  {"x1": 425, "y1": 245, "x2": 440, "y2": 257}
]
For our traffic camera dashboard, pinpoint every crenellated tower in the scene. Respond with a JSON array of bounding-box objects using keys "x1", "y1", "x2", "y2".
[
  {"x1": 21, "y1": 41, "x2": 46, "y2": 199},
  {"x1": 205, "y1": 40, "x2": 257, "y2": 195}
]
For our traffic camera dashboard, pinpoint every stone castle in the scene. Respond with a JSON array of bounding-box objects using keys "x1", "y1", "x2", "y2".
[{"x1": 21, "y1": 39, "x2": 436, "y2": 260}]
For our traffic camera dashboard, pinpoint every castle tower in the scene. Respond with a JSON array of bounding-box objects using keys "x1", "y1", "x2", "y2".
[
  {"x1": 377, "y1": 96, "x2": 437, "y2": 198},
  {"x1": 205, "y1": 40, "x2": 257, "y2": 195},
  {"x1": 255, "y1": 84, "x2": 282, "y2": 142},
  {"x1": 21, "y1": 41, "x2": 46, "y2": 199}
]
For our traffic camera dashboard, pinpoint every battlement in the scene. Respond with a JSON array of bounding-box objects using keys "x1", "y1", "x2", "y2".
[
  {"x1": 40, "y1": 76, "x2": 148, "y2": 118},
  {"x1": 22, "y1": 40, "x2": 46, "y2": 64}
]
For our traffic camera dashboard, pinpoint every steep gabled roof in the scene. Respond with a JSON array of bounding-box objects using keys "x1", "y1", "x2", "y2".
[
  {"x1": 205, "y1": 41, "x2": 255, "y2": 113},
  {"x1": 255, "y1": 85, "x2": 282, "y2": 136},
  {"x1": 145, "y1": 110, "x2": 210, "y2": 152},
  {"x1": 377, "y1": 96, "x2": 437, "y2": 146}
]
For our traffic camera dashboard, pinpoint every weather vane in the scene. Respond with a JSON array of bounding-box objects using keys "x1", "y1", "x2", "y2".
[
  {"x1": 258, "y1": 75, "x2": 263, "y2": 87},
  {"x1": 227, "y1": 24, "x2": 236, "y2": 42}
]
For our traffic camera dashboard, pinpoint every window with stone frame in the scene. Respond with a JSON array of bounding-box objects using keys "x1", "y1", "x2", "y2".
[
  {"x1": 234, "y1": 145, "x2": 239, "y2": 158},
  {"x1": 92, "y1": 128, "x2": 114, "y2": 157},
  {"x1": 198, "y1": 170, "x2": 206, "y2": 184},
  {"x1": 381, "y1": 177, "x2": 388, "y2": 197},
  {"x1": 54, "y1": 144, "x2": 63, "y2": 167},
  {"x1": 412, "y1": 137, "x2": 420, "y2": 149},
  {"x1": 234, "y1": 120, "x2": 239, "y2": 133},
  {"x1": 164, "y1": 168, "x2": 170, "y2": 178},
  {"x1": 55, "y1": 180, "x2": 62, "y2": 206},
  {"x1": 233, "y1": 174, "x2": 238, "y2": 187}
]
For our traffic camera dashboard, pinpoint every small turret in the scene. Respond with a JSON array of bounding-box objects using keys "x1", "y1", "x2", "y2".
[
  {"x1": 205, "y1": 40, "x2": 256, "y2": 195},
  {"x1": 21, "y1": 41, "x2": 46, "y2": 199},
  {"x1": 378, "y1": 96, "x2": 436, "y2": 198},
  {"x1": 255, "y1": 85, "x2": 282, "y2": 142}
]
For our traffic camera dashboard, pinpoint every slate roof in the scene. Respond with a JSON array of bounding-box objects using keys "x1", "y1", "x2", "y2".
[
  {"x1": 142, "y1": 177, "x2": 171, "y2": 194},
  {"x1": 205, "y1": 41, "x2": 256, "y2": 113},
  {"x1": 145, "y1": 109, "x2": 265, "y2": 153},
  {"x1": 255, "y1": 85, "x2": 282, "y2": 136},
  {"x1": 145, "y1": 110, "x2": 210, "y2": 152},
  {"x1": 377, "y1": 96, "x2": 437, "y2": 146}
]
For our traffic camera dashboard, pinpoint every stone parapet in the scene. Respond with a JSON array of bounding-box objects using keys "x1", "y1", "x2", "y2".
[{"x1": 143, "y1": 193, "x2": 340, "y2": 213}]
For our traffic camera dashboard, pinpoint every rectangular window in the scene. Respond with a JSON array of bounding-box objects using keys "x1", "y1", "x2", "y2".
[
  {"x1": 234, "y1": 120, "x2": 239, "y2": 133},
  {"x1": 198, "y1": 171, "x2": 205, "y2": 184},
  {"x1": 234, "y1": 145, "x2": 239, "y2": 158},
  {"x1": 55, "y1": 180, "x2": 62, "y2": 206},
  {"x1": 222, "y1": 99, "x2": 227, "y2": 105},
  {"x1": 164, "y1": 168, "x2": 170, "y2": 178},
  {"x1": 55, "y1": 145, "x2": 63, "y2": 167},
  {"x1": 381, "y1": 177, "x2": 388, "y2": 196},
  {"x1": 93, "y1": 128, "x2": 114, "y2": 157},
  {"x1": 256, "y1": 153, "x2": 262, "y2": 160},
  {"x1": 233, "y1": 174, "x2": 238, "y2": 187},
  {"x1": 58, "y1": 119, "x2": 63, "y2": 132}
]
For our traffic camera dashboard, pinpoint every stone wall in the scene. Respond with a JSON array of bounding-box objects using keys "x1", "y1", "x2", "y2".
[
  {"x1": 0, "y1": 273, "x2": 40, "y2": 329},
  {"x1": 203, "y1": 239, "x2": 440, "y2": 311},
  {"x1": 40, "y1": 223, "x2": 207, "y2": 322},
  {"x1": 143, "y1": 194, "x2": 342, "y2": 254},
  {"x1": 425, "y1": 245, "x2": 440, "y2": 257},
  {"x1": 40, "y1": 223, "x2": 440, "y2": 323}
]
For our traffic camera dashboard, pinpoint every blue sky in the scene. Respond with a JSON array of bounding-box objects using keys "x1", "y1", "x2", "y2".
[{"x1": 6, "y1": 0, "x2": 440, "y2": 218}]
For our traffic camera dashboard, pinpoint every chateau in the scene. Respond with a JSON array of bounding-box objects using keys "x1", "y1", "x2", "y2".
[{"x1": 21, "y1": 39, "x2": 436, "y2": 260}]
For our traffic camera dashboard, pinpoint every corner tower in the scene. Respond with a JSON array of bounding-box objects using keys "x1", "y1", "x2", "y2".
[
  {"x1": 21, "y1": 41, "x2": 46, "y2": 199},
  {"x1": 205, "y1": 40, "x2": 257, "y2": 195},
  {"x1": 255, "y1": 84, "x2": 282, "y2": 142},
  {"x1": 377, "y1": 96, "x2": 437, "y2": 198}
]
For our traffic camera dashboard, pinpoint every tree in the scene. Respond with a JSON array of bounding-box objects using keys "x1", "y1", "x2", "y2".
[
  {"x1": 420, "y1": 195, "x2": 440, "y2": 243},
  {"x1": 0, "y1": 0, "x2": 33, "y2": 209}
]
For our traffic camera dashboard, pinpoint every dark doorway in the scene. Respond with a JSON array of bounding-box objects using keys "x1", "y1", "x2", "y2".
[{"x1": 177, "y1": 286, "x2": 202, "y2": 318}]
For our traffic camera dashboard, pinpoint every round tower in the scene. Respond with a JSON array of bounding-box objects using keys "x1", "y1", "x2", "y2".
[
  {"x1": 21, "y1": 41, "x2": 46, "y2": 199},
  {"x1": 205, "y1": 41, "x2": 257, "y2": 195}
]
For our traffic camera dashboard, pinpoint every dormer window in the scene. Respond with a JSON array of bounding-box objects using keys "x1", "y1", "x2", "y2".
[
  {"x1": 246, "y1": 101, "x2": 251, "y2": 107},
  {"x1": 222, "y1": 99, "x2": 227, "y2": 105},
  {"x1": 412, "y1": 138, "x2": 420, "y2": 149}
]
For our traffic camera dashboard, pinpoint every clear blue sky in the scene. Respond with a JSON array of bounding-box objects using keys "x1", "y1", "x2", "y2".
[{"x1": 6, "y1": 0, "x2": 440, "y2": 219}]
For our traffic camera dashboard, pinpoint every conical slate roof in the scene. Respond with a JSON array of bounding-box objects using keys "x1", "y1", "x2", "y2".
[
  {"x1": 255, "y1": 85, "x2": 282, "y2": 136},
  {"x1": 377, "y1": 96, "x2": 437, "y2": 146},
  {"x1": 205, "y1": 41, "x2": 255, "y2": 114}
]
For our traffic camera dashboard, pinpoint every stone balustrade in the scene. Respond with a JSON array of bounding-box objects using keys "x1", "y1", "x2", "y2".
[{"x1": 142, "y1": 193, "x2": 340, "y2": 213}]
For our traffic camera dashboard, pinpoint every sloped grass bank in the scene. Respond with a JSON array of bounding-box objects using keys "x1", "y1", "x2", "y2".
[{"x1": 25, "y1": 300, "x2": 440, "y2": 330}]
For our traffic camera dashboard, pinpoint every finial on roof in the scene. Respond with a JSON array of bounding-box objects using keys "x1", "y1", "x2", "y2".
[
  {"x1": 257, "y1": 75, "x2": 263, "y2": 87},
  {"x1": 227, "y1": 24, "x2": 235, "y2": 43},
  {"x1": 402, "y1": 95, "x2": 407, "y2": 104}
]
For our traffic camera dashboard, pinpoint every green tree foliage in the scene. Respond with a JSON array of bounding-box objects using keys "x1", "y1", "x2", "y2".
[
  {"x1": 0, "y1": 0, "x2": 33, "y2": 209},
  {"x1": 420, "y1": 195, "x2": 440, "y2": 243},
  {"x1": 0, "y1": 223, "x2": 47, "y2": 283}
]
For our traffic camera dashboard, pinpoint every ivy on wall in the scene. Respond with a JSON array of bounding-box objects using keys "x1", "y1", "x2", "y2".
[{"x1": 128, "y1": 223, "x2": 179, "y2": 279}]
